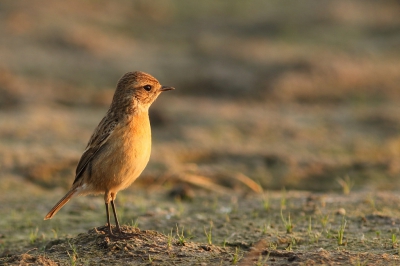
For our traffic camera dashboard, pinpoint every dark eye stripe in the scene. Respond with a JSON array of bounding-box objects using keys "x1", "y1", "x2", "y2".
[{"x1": 143, "y1": 85, "x2": 152, "y2": 91}]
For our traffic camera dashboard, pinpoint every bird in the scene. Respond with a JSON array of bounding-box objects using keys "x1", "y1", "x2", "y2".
[{"x1": 44, "y1": 71, "x2": 174, "y2": 235}]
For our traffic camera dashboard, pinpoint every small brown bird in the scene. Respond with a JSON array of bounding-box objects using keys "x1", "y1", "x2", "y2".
[{"x1": 44, "y1": 71, "x2": 174, "y2": 235}]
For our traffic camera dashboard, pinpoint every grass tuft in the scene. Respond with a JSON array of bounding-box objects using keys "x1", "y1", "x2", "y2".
[
  {"x1": 204, "y1": 222, "x2": 213, "y2": 245},
  {"x1": 280, "y1": 209, "x2": 293, "y2": 234},
  {"x1": 337, "y1": 216, "x2": 347, "y2": 246},
  {"x1": 337, "y1": 175, "x2": 354, "y2": 195},
  {"x1": 231, "y1": 247, "x2": 242, "y2": 265},
  {"x1": 176, "y1": 224, "x2": 188, "y2": 246},
  {"x1": 29, "y1": 227, "x2": 39, "y2": 244}
]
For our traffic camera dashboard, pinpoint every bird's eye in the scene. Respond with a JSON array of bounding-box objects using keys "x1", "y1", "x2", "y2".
[{"x1": 143, "y1": 85, "x2": 152, "y2": 91}]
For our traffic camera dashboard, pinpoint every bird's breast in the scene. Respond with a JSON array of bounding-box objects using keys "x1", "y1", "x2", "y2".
[{"x1": 92, "y1": 112, "x2": 152, "y2": 191}]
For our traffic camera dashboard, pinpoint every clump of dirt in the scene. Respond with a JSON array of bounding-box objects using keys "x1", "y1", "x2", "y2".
[
  {"x1": 1, "y1": 254, "x2": 58, "y2": 266},
  {"x1": 1, "y1": 225, "x2": 240, "y2": 265}
]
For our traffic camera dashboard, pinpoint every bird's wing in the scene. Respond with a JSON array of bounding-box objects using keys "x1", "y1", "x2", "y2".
[{"x1": 73, "y1": 116, "x2": 119, "y2": 184}]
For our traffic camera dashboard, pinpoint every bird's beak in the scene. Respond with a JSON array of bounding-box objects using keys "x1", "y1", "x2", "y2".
[{"x1": 160, "y1": 86, "x2": 175, "y2": 92}]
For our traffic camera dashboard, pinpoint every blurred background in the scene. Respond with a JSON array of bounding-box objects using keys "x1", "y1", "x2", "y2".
[{"x1": 1, "y1": 0, "x2": 400, "y2": 194}]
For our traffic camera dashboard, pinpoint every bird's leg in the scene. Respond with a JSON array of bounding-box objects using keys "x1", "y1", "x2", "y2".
[
  {"x1": 111, "y1": 200, "x2": 122, "y2": 234},
  {"x1": 105, "y1": 202, "x2": 113, "y2": 235}
]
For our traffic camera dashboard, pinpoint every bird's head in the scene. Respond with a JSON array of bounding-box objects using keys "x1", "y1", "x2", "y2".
[{"x1": 112, "y1": 71, "x2": 174, "y2": 113}]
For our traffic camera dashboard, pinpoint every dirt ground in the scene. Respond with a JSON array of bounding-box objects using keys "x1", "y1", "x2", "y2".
[
  {"x1": 2, "y1": 179, "x2": 400, "y2": 265},
  {"x1": 1, "y1": 0, "x2": 400, "y2": 265}
]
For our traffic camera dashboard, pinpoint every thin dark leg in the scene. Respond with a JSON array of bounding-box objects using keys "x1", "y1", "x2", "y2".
[
  {"x1": 105, "y1": 202, "x2": 113, "y2": 235},
  {"x1": 111, "y1": 200, "x2": 121, "y2": 233}
]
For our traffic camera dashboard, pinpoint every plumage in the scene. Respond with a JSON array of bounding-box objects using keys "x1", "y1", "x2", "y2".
[{"x1": 44, "y1": 71, "x2": 174, "y2": 235}]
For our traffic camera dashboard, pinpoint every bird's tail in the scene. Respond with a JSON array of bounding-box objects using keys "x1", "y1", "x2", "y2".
[{"x1": 44, "y1": 189, "x2": 77, "y2": 220}]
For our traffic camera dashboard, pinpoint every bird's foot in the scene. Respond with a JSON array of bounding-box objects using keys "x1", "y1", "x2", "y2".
[{"x1": 106, "y1": 224, "x2": 137, "y2": 239}]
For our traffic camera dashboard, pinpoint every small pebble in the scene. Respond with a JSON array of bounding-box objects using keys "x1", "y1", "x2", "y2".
[{"x1": 336, "y1": 208, "x2": 346, "y2": 215}]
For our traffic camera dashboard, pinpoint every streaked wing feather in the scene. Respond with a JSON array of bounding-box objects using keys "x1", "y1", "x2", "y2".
[{"x1": 73, "y1": 117, "x2": 118, "y2": 184}]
